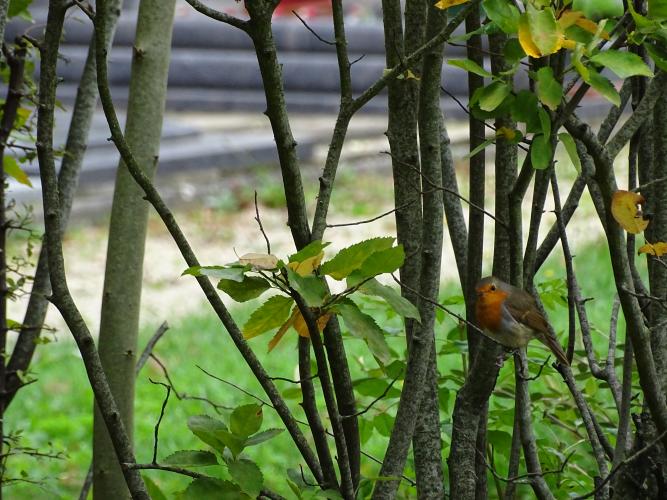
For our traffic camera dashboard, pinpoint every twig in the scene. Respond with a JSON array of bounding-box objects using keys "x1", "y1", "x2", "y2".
[
  {"x1": 143, "y1": 379, "x2": 170, "y2": 465},
  {"x1": 391, "y1": 273, "x2": 485, "y2": 336},
  {"x1": 198, "y1": 364, "x2": 417, "y2": 487},
  {"x1": 481, "y1": 448, "x2": 575, "y2": 484},
  {"x1": 292, "y1": 10, "x2": 335, "y2": 45},
  {"x1": 382, "y1": 150, "x2": 508, "y2": 229},
  {"x1": 124, "y1": 462, "x2": 208, "y2": 479},
  {"x1": 182, "y1": 0, "x2": 248, "y2": 30},
  {"x1": 72, "y1": 0, "x2": 94, "y2": 19},
  {"x1": 254, "y1": 192, "x2": 271, "y2": 255},
  {"x1": 326, "y1": 202, "x2": 415, "y2": 228},
  {"x1": 342, "y1": 373, "x2": 402, "y2": 419},
  {"x1": 135, "y1": 321, "x2": 169, "y2": 376},
  {"x1": 573, "y1": 429, "x2": 667, "y2": 500}
]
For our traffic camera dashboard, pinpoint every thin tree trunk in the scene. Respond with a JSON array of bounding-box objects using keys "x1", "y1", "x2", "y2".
[
  {"x1": 5, "y1": 0, "x2": 124, "y2": 407},
  {"x1": 92, "y1": 1, "x2": 175, "y2": 498}
]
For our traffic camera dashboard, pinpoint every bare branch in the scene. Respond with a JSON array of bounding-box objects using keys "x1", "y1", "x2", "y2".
[{"x1": 183, "y1": 0, "x2": 248, "y2": 30}]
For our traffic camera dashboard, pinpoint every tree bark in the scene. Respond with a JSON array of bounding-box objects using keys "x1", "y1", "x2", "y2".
[{"x1": 92, "y1": 1, "x2": 176, "y2": 498}]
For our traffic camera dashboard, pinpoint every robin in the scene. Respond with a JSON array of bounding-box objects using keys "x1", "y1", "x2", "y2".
[{"x1": 475, "y1": 276, "x2": 569, "y2": 366}]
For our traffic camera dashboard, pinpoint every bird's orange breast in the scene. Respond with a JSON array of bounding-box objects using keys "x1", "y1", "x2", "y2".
[{"x1": 475, "y1": 290, "x2": 509, "y2": 332}]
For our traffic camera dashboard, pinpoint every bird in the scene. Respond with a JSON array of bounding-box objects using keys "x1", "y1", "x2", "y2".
[{"x1": 474, "y1": 276, "x2": 569, "y2": 366}]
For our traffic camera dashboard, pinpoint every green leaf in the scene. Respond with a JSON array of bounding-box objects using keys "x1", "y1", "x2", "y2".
[
  {"x1": 182, "y1": 478, "x2": 247, "y2": 500},
  {"x1": 646, "y1": 41, "x2": 667, "y2": 72},
  {"x1": 287, "y1": 269, "x2": 327, "y2": 307},
  {"x1": 558, "y1": 132, "x2": 582, "y2": 174},
  {"x1": 230, "y1": 404, "x2": 263, "y2": 438},
  {"x1": 526, "y1": 5, "x2": 560, "y2": 55},
  {"x1": 589, "y1": 50, "x2": 654, "y2": 78},
  {"x1": 334, "y1": 299, "x2": 392, "y2": 364},
  {"x1": 187, "y1": 415, "x2": 228, "y2": 453},
  {"x1": 214, "y1": 430, "x2": 245, "y2": 458},
  {"x1": 182, "y1": 266, "x2": 245, "y2": 282},
  {"x1": 483, "y1": 0, "x2": 520, "y2": 34},
  {"x1": 143, "y1": 476, "x2": 168, "y2": 500},
  {"x1": 227, "y1": 458, "x2": 264, "y2": 498},
  {"x1": 321, "y1": 237, "x2": 394, "y2": 280},
  {"x1": 245, "y1": 428, "x2": 284, "y2": 446},
  {"x1": 464, "y1": 138, "x2": 495, "y2": 160},
  {"x1": 316, "y1": 490, "x2": 344, "y2": 499},
  {"x1": 477, "y1": 82, "x2": 511, "y2": 112},
  {"x1": 531, "y1": 134, "x2": 552, "y2": 170},
  {"x1": 162, "y1": 450, "x2": 219, "y2": 467},
  {"x1": 535, "y1": 67, "x2": 563, "y2": 111},
  {"x1": 649, "y1": 0, "x2": 667, "y2": 19},
  {"x1": 242, "y1": 295, "x2": 294, "y2": 339},
  {"x1": 447, "y1": 59, "x2": 492, "y2": 78},
  {"x1": 8, "y1": 0, "x2": 32, "y2": 19},
  {"x1": 217, "y1": 276, "x2": 271, "y2": 302},
  {"x1": 487, "y1": 430, "x2": 513, "y2": 457},
  {"x1": 583, "y1": 67, "x2": 620, "y2": 107},
  {"x1": 503, "y1": 38, "x2": 526, "y2": 64},
  {"x1": 573, "y1": 0, "x2": 623, "y2": 21},
  {"x1": 511, "y1": 90, "x2": 540, "y2": 128},
  {"x1": 537, "y1": 107, "x2": 552, "y2": 139},
  {"x1": 354, "y1": 378, "x2": 401, "y2": 399},
  {"x1": 353, "y1": 277, "x2": 420, "y2": 322},
  {"x1": 289, "y1": 240, "x2": 330, "y2": 263},
  {"x1": 358, "y1": 245, "x2": 405, "y2": 278},
  {"x1": 3, "y1": 156, "x2": 32, "y2": 187}
]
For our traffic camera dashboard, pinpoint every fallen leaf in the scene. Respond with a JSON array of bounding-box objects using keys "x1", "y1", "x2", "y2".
[
  {"x1": 638, "y1": 242, "x2": 667, "y2": 256},
  {"x1": 611, "y1": 190, "x2": 649, "y2": 234},
  {"x1": 239, "y1": 253, "x2": 279, "y2": 270}
]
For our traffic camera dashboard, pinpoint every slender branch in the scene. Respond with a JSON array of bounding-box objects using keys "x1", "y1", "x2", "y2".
[
  {"x1": 254, "y1": 192, "x2": 271, "y2": 255},
  {"x1": 326, "y1": 202, "x2": 416, "y2": 228},
  {"x1": 292, "y1": 295, "x2": 354, "y2": 499},
  {"x1": 93, "y1": 0, "x2": 324, "y2": 484},
  {"x1": 292, "y1": 10, "x2": 334, "y2": 45},
  {"x1": 298, "y1": 336, "x2": 338, "y2": 490},
  {"x1": 37, "y1": 1, "x2": 147, "y2": 497},
  {"x1": 135, "y1": 321, "x2": 169, "y2": 375},
  {"x1": 342, "y1": 373, "x2": 401, "y2": 419},
  {"x1": 607, "y1": 71, "x2": 667, "y2": 159},
  {"x1": 125, "y1": 463, "x2": 208, "y2": 479},
  {"x1": 351, "y1": 0, "x2": 479, "y2": 115},
  {"x1": 148, "y1": 379, "x2": 171, "y2": 464},
  {"x1": 182, "y1": 0, "x2": 248, "y2": 30},
  {"x1": 574, "y1": 430, "x2": 667, "y2": 500}
]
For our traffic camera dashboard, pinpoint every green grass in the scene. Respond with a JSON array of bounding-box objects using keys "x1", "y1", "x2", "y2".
[{"x1": 4, "y1": 239, "x2": 637, "y2": 499}]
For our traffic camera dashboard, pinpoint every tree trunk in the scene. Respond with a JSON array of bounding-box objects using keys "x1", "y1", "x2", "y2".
[{"x1": 92, "y1": 1, "x2": 176, "y2": 498}]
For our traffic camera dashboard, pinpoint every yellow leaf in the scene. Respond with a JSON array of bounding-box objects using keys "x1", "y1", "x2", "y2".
[
  {"x1": 435, "y1": 0, "x2": 469, "y2": 10},
  {"x1": 611, "y1": 190, "x2": 650, "y2": 234},
  {"x1": 575, "y1": 17, "x2": 610, "y2": 39},
  {"x1": 496, "y1": 127, "x2": 516, "y2": 140},
  {"x1": 638, "y1": 242, "x2": 667, "y2": 257},
  {"x1": 239, "y1": 253, "x2": 279, "y2": 270},
  {"x1": 268, "y1": 307, "x2": 299, "y2": 352},
  {"x1": 267, "y1": 309, "x2": 331, "y2": 352},
  {"x1": 287, "y1": 251, "x2": 324, "y2": 276},
  {"x1": 518, "y1": 14, "x2": 542, "y2": 58},
  {"x1": 560, "y1": 38, "x2": 577, "y2": 50},
  {"x1": 558, "y1": 9, "x2": 583, "y2": 29},
  {"x1": 405, "y1": 69, "x2": 420, "y2": 80}
]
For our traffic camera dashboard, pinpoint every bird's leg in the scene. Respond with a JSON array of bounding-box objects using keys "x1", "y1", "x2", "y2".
[{"x1": 513, "y1": 348, "x2": 531, "y2": 380}]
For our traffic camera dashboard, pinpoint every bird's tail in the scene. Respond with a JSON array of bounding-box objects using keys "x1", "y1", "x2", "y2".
[{"x1": 539, "y1": 334, "x2": 569, "y2": 366}]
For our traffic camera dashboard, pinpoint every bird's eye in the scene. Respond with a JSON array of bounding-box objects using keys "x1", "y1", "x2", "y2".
[{"x1": 490, "y1": 284, "x2": 496, "y2": 291}]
